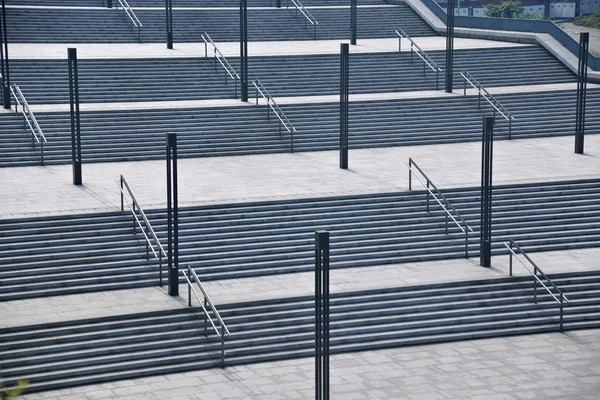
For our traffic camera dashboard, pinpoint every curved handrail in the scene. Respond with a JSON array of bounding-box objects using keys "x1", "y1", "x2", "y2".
[
  {"x1": 288, "y1": 0, "x2": 318, "y2": 39},
  {"x1": 406, "y1": 158, "x2": 473, "y2": 258},
  {"x1": 116, "y1": 0, "x2": 143, "y2": 42},
  {"x1": 201, "y1": 32, "x2": 240, "y2": 97},
  {"x1": 395, "y1": 28, "x2": 442, "y2": 90},
  {"x1": 505, "y1": 239, "x2": 570, "y2": 332},
  {"x1": 10, "y1": 83, "x2": 47, "y2": 165},
  {"x1": 395, "y1": 28, "x2": 441, "y2": 73},
  {"x1": 253, "y1": 79, "x2": 297, "y2": 152},
  {"x1": 183, "y1": 265, "x2": 230, "y2": 366},
  {"x1": 461, "y1": 70, "x2": 515, "y2": 138},
  {"x1": 116, "y1": 175, "x2": 167, "y2": 285}
]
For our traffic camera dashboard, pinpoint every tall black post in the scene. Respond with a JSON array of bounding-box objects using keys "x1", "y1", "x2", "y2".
[
  {"x1": 0, "y1": 0, "x2": 10, "y2": 109},
  {"x1": 480, "y1": 116, "x2": 494, "y2": 268},
  {"x1": 315, "y1": 231, "x2": 330, "y2": 400},
  {"x1": 350, "y1": 0, "x2": 357, "y2": 45},
  {"x1": 166, "y1": 133, "x2": 179, "y2": 296},
  {"x1": 240, "y1": 0, "x2": 248, "y2": 102},
  {"x1": 107, "y1": 0, "x2": 112, "y2": 8},
  {"x1": 68, "y1": 48, "x2": 82, "y2": 185},
  {"x1": 445, "y1": 0, "x2": 455, "y2": 93},
  {"x1": 575, "y1": 0, "x2": 581, "y2": 16},
  {"x1": 276, "y1": 0, "x2": 281, "y2": 7},
  {"x1": 340, "y1": 43, "x2": 349, "y2": 170},
  {"x1": 575, "y1": 32, "x2": 589, "y2": 155},
  {"x1": 166, "y1": 0, "x2": 173, "y2": 49}
]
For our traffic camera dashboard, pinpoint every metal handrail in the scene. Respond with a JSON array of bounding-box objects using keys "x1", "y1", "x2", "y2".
[
  {"x1": 395, "y1": 28, "x2": 442, "y2": 90},
  {"x1": 406, "y1": 158, "x2": 473, "y2": 258},
  {"x1": 201, "y1": 32, "x2": 240, "y2": 99},
  {"x1": 10, "y1": 83, "x2": 47, "y2": 165},
  {"x1": 116, "y1": 175, "x2": 167, "y2": 285},
  {"x1": 183, "y1": 265, "x2": 230, "y2": 366},
  {"x1": 461, "y1": 70, "x2": 516, "y2": 139},
  {"x1": 288, "y1": 0, "x2": 318, "y2": 40},
  {"x1": 505, "y1": 239, "x2": 570, "y2": 332},
  {"x1": 253, "y1": 79, "x2": 297, "y2": 153},
  {"x1": 115, "y1": 0, "x2": 142, "y2": 43}
]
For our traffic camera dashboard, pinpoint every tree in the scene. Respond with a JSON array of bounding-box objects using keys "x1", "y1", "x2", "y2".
[{"x1": 484, "y1": 1, "x2": 525, "y2": 18}]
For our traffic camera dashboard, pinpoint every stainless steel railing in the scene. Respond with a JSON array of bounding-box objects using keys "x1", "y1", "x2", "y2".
[
  {"x1": 201, "y1": 32, "x2": 241, "y2": 99},
  {"x1": 253, "y1": 79, "x2": 297, "y2": 153},
  {"x1": 116, "y1": 0, "x2": 143, "y2": 43},
  {"x1": 406, "y1": 158, "x2": 474, "y2": 258},
  {"x1": 461, "y1": 70, "x2": 516, "y2": 139},
  {"x1": 9, "y1": 83, "x2": 47, "y2": 165},
  {"x1": 288, "y1": 0, "x2": 318, "y2": 40},
  {"x1": 183, "y1": 265, "x2": 230, "y2": 366},
  {"x1": 395, "y1": 28, "x2": 442, "y2": 90},
  {"x1": 505, "y1": 239, "x2": 570, "y2": 332},
  {"x1": 116, "y1": 175, "x2": 167, "y2": 285}
]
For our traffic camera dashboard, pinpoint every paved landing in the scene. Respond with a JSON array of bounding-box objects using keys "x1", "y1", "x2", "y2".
[
  {"x1": 1, "y1": 135, "x2": 599, "y2": 219},
  {"x1": 6, "y1": 37, "x2": 526, "y2": 60},
  {"x1": 3, "y1": 247, "x2": 598, "y2": 329},
  {"x1": 18, "y1": 328, "x2": 600, "y2": 399},
  {"x1": 23, "y1": 82, "x2": 598, "y2": 113}
]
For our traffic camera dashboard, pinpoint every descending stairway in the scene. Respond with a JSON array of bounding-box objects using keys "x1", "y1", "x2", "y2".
[
  {"x1": 6, "y1": 0, "x2": 385, "y2": 6},
  {"x1": 1, "y1": 179, "x2": 600, "y2": 301},
  {"x1": 2, "y1": 271, "x2": 600, "y2": 392},
  {"x1": 1, "y1": 89, "x2": 599, "y2": 167},
  {"x1": 8, "y1": 46, "x2": 574, "y2": 105},
  {"x1": 6, "y1": 4, "x2": 435, "y2": 43}
]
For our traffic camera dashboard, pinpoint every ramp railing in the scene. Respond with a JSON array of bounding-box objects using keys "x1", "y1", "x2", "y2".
[
  {"x1": 406, "y1": 158, "x2": 474, "y2": 258},
  {"x1": 288, "y1": 0, "x2": 318, "y2": 40},
  {"x1": 116, "y1": 175, "x2": 167, "y2": 285},
  {"x1": 461, "y1": 70, "x2": 516, "y2": 139},
  {"x1": 183, "y1": 265, "x2": 230, "y2": 366},
  {"x1": 116, "y1": 0, "x2": 143, "y2": 43},
  {"x1": 10, "y1": 82, "x2": 47, "y2": 165},
  {"x1": 395, "y1": 28, "x2": 442, "y2": 90},
  {"x1": 505, "y1": 239, "x2": 570, "y2": 332},
  {"x1": 201, "y1": 32, "x2": 241, "y2": 98},
  {"x1": 253, "y1": 79, "x2": 297, "y2": 152}
]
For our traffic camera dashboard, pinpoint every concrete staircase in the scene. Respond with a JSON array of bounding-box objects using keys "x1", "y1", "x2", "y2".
[
  {"x1": 6, "y1": 4, "x2": 435, "y2": 43},
  {"x1": 6, "y1": 0, "x2": 385, "y2": 6},
  {"x1": 2, "y1": 271, "x2": 600, "y2": 392},
  {"x1": 9, "y1": 46, "x2": 574, "y2": 105},
  {"x1": 1, "y1": 179, "x2": 599, "y2": 301},
  {"x1": 1, "y1": 89, "x2": 598, "y2": 167}
]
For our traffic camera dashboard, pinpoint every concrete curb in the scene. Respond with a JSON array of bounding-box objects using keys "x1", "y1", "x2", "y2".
[{"x1": 392, "y1": 0, "x2": 600, "y2": 82}]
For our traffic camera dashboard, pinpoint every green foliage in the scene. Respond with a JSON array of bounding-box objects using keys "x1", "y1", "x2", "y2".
[
  {"x1": 484, "y1": 1, "x2": 525, "y2": 18},
  {"x1": 519, "y1": 12, "x2": 547, "y2": 20},
  {"x1": 1, "y1": 380, "x2": 28, "y2": 400},
  {"x1": 574, "y1": 12, "x2": 600, "y2": 29}
]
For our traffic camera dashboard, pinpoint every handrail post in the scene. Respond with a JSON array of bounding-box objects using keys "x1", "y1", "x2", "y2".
[
  {"x1": 463, "y1": 77, "x2": 466, "y2": 96},
  {"x1": 132, "y1": 203, "x2": 136, "y2": 233},
  {"x1": 533, "y1": 266, "x2": 538, "y2": 303},
  {"x1": 426, "y1": 180, "x2": 430, "y2": 212},
  {"x1": 204, "y1": 297, "x2": 208, "y2": 336},
  {"x1": 478, "y1": 89, "x2": 481, "y2": 109},
  {"x1": 120, "y1": 175, "x2": 124, "y2": 211},
  {"x1": 445, "y1": 212, "x2": 448, "y2": 234},
  {"x1": 509, "y1": 117, "x2": 512, "y2": 140},
  {"x1": 159, "y1": 252, "x2": 163, "y2": 287},
  {"x1": 187, "y1": 267, "x2": 192, "y2": 307},
  {"x1": 145, "y1": 225, "x2": 150, "y2": 260},
  {"x1": 408, "y1": 158, "x2": 412, "y2": 190},
  {"x1": 509, "y1": 241, "x2": 513, "y2": 276},
  {"x1": 221, "y1": 329, "x2": 225, "y2": 367},
  {"x1": 560, "y1": 293, "x2": 564, "y2": 333},
  {"x1": 410, "y1": 43, "x2": 414, "y2": 63},
  {"x1": 436, "y1": 69, "x2": 439, "y2": 91},
  {"x1": 465, "y1": 230, "x2": 468, "y2": 258},
  {"x1": 291, "y1": 131, "x2": 294, "y2": 153},
  {"x1": 41, "y1": 139, "x2": 44, "y2": 166},
  {"x1": 204, "y1": 40, "x2": 207, "y2": 57}
]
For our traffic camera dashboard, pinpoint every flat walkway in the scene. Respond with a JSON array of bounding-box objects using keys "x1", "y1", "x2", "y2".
[
  {"x1": 2, "y1": 246, "x2": 598, "y2": 329},
  {"x1": 19, "y1": 328, "x2": 600, "y2": 399},
  {"x1": 1, "y1": 134, "x2": 599, "y2": 219},
  {"x1": 23, "y1": 82, "x2": 598, "y2": 113},
  {"x1": 6, "y1": 37, "x2": 526, "y2": 59}
]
